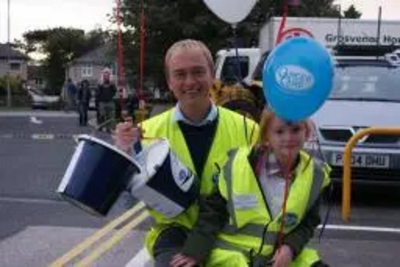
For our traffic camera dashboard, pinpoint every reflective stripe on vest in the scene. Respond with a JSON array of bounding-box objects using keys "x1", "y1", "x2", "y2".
[{"x1": 225, "y1": 149, "x2": 239, "y2": 228}]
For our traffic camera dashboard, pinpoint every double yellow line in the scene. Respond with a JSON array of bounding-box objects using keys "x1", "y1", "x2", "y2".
[{"x1": 50, "y1": 202, "x2": 149, "y2": 267}]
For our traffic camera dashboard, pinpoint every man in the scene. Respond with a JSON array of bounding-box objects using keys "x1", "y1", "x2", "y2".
[
  {"x1": 114, "y1": 39, "x2": 259, "y2": 266},
  {"x1": 63, "y1": 78, "x2": 77, "y2": 112},
  {"x1": 76, "y1": 79, "x2": 91, "y2": 126},
  {"x1": 96, "y1": 68, "x2": 117, "y2": 131}
]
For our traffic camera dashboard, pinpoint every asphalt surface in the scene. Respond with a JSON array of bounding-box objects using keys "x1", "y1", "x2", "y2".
[{"x1": 0, "y1": 107, "x2": 399, "y2": 267}]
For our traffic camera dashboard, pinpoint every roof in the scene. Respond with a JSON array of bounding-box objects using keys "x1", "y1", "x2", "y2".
[
  {"x1": 0, "y1": 43, "x2": 27, "y2": 60},
  {"x1": 70, "y1": 44, "x2": 116, "y2": 65}
]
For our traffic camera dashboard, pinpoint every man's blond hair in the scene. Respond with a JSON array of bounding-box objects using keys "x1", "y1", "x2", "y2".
[{"x1": 164, "y1": 39, "x2": 214, "y2": 76}]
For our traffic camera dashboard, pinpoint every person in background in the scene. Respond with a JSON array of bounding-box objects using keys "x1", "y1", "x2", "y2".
[
  {"x1": 76, "y1": 79, "x2": 91, "y2": 126},
  {"x1": 96, "y1": 68, "x2": 117, "y2": 131},
  {"x1": 172, "y1": 108, "x2": 331, "y2": 267},
  {"x1": 113, "y1": 39, "x2": 259, "y2": 267},
  {"x1": 63, "y1": 78, "x2": 77, "y2": 112}
]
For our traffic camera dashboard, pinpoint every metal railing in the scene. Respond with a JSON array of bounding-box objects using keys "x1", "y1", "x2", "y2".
[
  {"x1": 342, "y1": 127, "x2": 400, "y2": 221},
  {"x1": 50, "y1": 202, "x2": 149, "y2": 267}
]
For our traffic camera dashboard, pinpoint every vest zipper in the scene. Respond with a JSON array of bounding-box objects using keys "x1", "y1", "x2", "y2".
[{"x1": 251, "y1": 150, "x2": 274, "y2": 255}]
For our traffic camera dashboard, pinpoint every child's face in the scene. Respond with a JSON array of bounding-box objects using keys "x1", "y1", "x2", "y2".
[{"x1": 267, "y1": 116, "x2": 309, "y2": 162}]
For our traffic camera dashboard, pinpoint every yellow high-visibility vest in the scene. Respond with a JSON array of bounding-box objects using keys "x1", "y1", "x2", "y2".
[
  {"x1": 214, "y1": 147, "x2": 330, "y2": 266},
  {"x1": 142, "y1": 107, "x2": 259, "y2": 256}
]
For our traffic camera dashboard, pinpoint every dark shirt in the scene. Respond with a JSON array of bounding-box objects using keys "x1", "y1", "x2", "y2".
[
  {"x1": 77, "y1": 87, "x2": 91, "y2": 104},
  {"x1": 97, "y1": 82, "x2": 116, "y2": 102},
  {"x1": 178, "y1": 118, "x2": 218, "y2": 178},
  {"x1": 67, "y1": 82, "x2": 77, "y2": 95}
]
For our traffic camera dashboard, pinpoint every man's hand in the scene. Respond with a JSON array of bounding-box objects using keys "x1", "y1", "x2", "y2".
[
  {"x1": 272, "y1": 245, "x2": 293, "y2": 267},
  {"x1": 113, "y1": 120, "x2": 142, "y2": 154},
  {"x1": 170, "y1": 253, "x2": 198, "y2": 267}
]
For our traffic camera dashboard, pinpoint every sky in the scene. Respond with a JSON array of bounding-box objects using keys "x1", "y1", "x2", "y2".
[{"x1": 0, "y1": 0, "x2": 398, "y2": 43}]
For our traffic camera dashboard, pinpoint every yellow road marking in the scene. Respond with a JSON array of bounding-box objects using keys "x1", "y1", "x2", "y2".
[
  {"x1": 49, "y1": 201, "x2": 147, "y2": 267},
  {"x1": 76, "y1": 210, "x2": 149, "y2": 267}
]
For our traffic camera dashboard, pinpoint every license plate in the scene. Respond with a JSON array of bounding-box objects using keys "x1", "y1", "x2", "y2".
[{"x1": 331, "y1": 153, "x2": 390, "y2": 168}]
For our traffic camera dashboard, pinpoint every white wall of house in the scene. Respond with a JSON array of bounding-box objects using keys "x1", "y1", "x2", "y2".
[
  {"x1": 68, "y1": 63, "x2": 116, "y2": 84},
  {"x1": 0, "y1": 59, "x2": 28, "y2": 80}
]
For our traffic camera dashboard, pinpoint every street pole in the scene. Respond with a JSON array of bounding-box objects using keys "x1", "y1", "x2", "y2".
[{"x1": 6, "y1": 0, "x2": 12, "y2": 107}]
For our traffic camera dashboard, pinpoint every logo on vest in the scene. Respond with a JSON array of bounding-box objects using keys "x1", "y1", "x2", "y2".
[
  {"x1": 278, "y1": 212, "x2": 299, "y2": 228},
  {"x1": 170, "y1": 150, "x2": 195, "y2": 192}
]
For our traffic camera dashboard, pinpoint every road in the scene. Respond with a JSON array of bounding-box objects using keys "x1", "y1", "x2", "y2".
[{"x1": 0, "y1": 108, "x2": 399, "y2": 266}]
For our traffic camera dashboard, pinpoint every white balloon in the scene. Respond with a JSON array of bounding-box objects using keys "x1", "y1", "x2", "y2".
[{"x1": 203, "y1": 0, "x2": 257, "y2": 24}]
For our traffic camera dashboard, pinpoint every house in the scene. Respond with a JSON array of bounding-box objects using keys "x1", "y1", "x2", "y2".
[
  {"x1": 67, "y1": 44, "x2": 117, "y2": 86},
  {"x1": 0, "y1": 43, "x2": 28, "y2": 80},
  {"x1": 26, "y1": 65, "x2": 46, "y2": 90}
]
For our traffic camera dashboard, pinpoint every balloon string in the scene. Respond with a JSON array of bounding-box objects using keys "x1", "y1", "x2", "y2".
[
  {"x1": 116, "y1": 0, "x2": 146, "y2": 128},
  {"x1": 232, "y1": 25, "x2": 243, "y2": 84},
  {"x1": 139, "y1": 0, "x2": 145, "y2": 101},
  {"x1": 276, "y1": 0, "x2": 289, "y2": 45},
  {"x1": 116, "y1": 0, "x2": 126, "y2": 115},
  {"x1": 277, "y1": 133, "x2": 293, "y2": 252}
]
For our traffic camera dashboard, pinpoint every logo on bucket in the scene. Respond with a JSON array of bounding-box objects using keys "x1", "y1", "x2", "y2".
[
  {"x1": 275, "y1": 65, "x2": 314, "y2": 92},
  {"x1": 170, "y1": 150, "x2": 195, "y2": 192}
]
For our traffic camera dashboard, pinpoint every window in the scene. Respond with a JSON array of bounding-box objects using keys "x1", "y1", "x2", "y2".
[
  {"x1": 331, "y1": 65, "x2": 400, "y2": 101},
  {"x1": 35, "y1": 78, "x2": 43, "y2": 85},
  {"x1": 221, "y1": 56, "x2": 250, "y2": 84},
  {"x1": 9, "y1": 62, "x2": 21, "y2": 71},
  {"x1": 81, "y1": 63, "x2": 93, "y2": 77}
]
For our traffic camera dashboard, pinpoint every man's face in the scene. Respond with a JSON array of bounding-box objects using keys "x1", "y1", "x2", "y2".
[
  {"x1": 166, "y1": 48, "x2": 213, "y2": 106},
  {"x1": 103, "y1": 72, "x2": 110, "y2": 82}
]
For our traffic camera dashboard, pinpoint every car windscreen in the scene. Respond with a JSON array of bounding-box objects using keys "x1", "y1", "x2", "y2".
[
  {"x1": 252, "y1": 52, "x2": 270, "y2": 81},
  {"x1": 220, "y1": 56, "x2": 250, "y2": 82},
  {"x1": 331, "y1": 65, "x2": 400, "y2": 102}
]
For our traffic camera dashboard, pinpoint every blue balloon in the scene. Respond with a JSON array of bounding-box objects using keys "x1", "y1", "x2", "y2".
[{"x1": 262, "y1": 37, "x2": 334, "y2": 122}]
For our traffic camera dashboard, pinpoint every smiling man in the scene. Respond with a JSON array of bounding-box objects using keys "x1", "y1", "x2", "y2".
[{"x1": 114, "y1": 39, "x2": 259, "y2": 267}]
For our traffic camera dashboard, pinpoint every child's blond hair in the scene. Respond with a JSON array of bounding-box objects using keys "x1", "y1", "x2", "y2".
[{"x1": 259, "y1": 108, "x2": 314, "y2": 145}]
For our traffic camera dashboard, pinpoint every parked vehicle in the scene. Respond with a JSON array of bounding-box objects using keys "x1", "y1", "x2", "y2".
[
  {"x1": 214, "y1": 48, "x2": 260, "y2": 85},
  {"x1": 309, "y1": 46, "x2": 400, "y2": 184},
  {"x1": 215, "y1": 16, "x2": 400, "y2": 84},
  {"x1": 27, "y1": 88, "x2": 61, "y2": 109}
]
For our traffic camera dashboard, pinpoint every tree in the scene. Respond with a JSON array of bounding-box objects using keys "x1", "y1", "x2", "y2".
[
  {"x1": 343, "y1": 4, "x2": 362, "y2": 19},
  {"x1": 18, "y1": 28, "x2": 110, "y2": 94},
  {"x1": 117, "y1": 0, "x2": 346, "y2": 89}
]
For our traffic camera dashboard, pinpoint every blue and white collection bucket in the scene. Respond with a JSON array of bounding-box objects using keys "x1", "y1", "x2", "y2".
[
  {"x1": 129, "y1": 139, "x2": 200, "y2": 218},
  {"x1": 57, "y1": 134, "x2": 141, "y2": 216}
]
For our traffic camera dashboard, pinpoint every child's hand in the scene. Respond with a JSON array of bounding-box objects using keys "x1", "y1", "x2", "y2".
[
  {"x1": 170, "y1": 253, "x2": 198, "y2": 267},
  {"x1": 272, "y1": 245, "x2": 293, "y2": 267}
]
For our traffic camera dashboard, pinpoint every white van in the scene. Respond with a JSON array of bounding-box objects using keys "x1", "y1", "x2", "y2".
[{"x1": 214, "y1": 48, "x2": 260, "y2": 85}]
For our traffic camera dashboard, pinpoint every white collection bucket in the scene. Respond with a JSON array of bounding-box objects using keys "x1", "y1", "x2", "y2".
[{"x1": 129, "y1": 139, "x2": 199, "y2": 218}]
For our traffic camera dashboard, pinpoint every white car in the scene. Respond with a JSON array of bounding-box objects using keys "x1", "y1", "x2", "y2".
[
  {"x1": 28, "y1": 88, "x2": 60, "y2": 109},
  {"x1": 309, "y1": 46, "x2": 400, "y2": 185}
]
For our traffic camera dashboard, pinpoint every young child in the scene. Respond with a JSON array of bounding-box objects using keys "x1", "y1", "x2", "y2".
[{"x1": 171, "y1": 108, "x2": 331, "y2": 267}]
